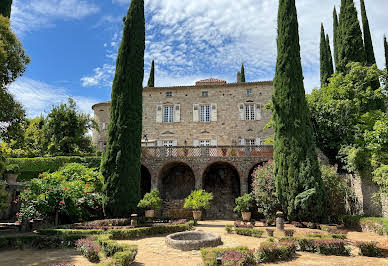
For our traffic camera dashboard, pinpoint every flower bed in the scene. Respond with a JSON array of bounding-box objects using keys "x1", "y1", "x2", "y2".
[
  {"x1": 287, "y1": 237, "x2": 351, "y2": 256},
  {"x1": 200, "y1": 246, "x2": 251, "y2": 266},
  {"x1": 75, "y1": 237, "x2": 100, "y2": 263}
]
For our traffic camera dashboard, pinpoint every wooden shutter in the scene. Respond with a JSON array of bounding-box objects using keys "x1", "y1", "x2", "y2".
[
  {"x1": 157, "y1": 140, "x2": 163, "y2": 147},
  {"x1": 255, "y1": 103, "x2": 262, "y2": 120},
  {"x1": 211, "y1": 104, "x2": 217, "y2": 122},
  {"x1": 210, "y1": 139, "x2": 217, "y2": 146},
  {"x1": 239, "y1": 138, "x2": 246, "y2": 146},
  {"x1": 238, "y1": 103, "x2": 245, "y2": 120},
  {"x1": 172, "y1": 140, "x2": 178, "y2": 146},
  {"x1": 156, "y1": 105, "x2": 163, "y2": 123},
  {"x1": 174, "y1": 104, "x2": 181, "y2": 123},
  {"x1": 193, "y1": 139, "x2": 199, "y2": 146},
  {"x1": 193, "y1": 104, "x2": 199, "y2": 122},
  {"x1": 256, "y1": 138, "x2": 261, "y2": 145}
]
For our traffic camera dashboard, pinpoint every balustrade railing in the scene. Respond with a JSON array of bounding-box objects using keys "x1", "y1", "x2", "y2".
[{"x1": 141, "y1": 145, "x2": 273, "y2": 159}]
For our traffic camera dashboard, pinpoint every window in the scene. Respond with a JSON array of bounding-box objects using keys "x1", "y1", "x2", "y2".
[
  {"x1": 246, "y1": 89, "x2": 252, "y2": 96},
  {"x1": 202, "y1": 91, "x2": 208, "y2": 97},
  {"x1": 246, "y1": 139, "x2": 256, "y2": 146},
  {"x1": 245, "y1": 104, "x2": 255, "y2": 120},
  {"x1": 166, "y1": 91, "x2": 172, "y2": 97},
  {"x1": 200, "y1": 105, "x2": 210, "y2": 122},
  {"x1": 200, "y1": 140, "x2": 211, "y2": 146},
  {"x1": 163, "y1": 140, "x2": 174, "y2": 147},
  {"x1": 102, "y1": 122, "x2": 107, "y2": 130},
  {"x1": 163, "y1": 106, "x2": 174, "y2": 123}
]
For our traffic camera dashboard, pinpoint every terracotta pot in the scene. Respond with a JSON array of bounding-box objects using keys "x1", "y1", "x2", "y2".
[
  {"x1": 145, "y1": 209, "x2": 155, "y2": 218},
  {"x1": 242, "y1": 212, "x2": 251, "y2": 222},
  {"x1": 192, "y1": 210, "x2": 202, "y2": 220},
  {"x1": 5, "y1": 173, "x2": 18, "y2": 184}
]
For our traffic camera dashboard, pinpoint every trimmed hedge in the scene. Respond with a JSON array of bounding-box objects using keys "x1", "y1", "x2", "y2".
[
  {"x1": 0, "y1": 234, "x2": 86, "y2": 250},
  {"x1": 38, "y1": 229, "x2": 105, "y2": 236},
  {"x1": 97, "y1": 234, "x2": 138, "y2": 265},
  {"x1": 6, "y1": 156, "x2": 101, "y2": 181},
  {"x1": 234, "y1": 227, "x2": 264, "y2": 238},
  {"x1": 342, "y1": 216, "x2": 388, "y2": 235},
  {"x1": 201, "y1": 246, "x2": 250, "y2": 266}
]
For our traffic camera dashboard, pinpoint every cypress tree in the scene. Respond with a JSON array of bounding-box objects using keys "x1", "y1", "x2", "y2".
[
  {"x1": 333, "y1": 7, "x2": 339, "y2": 70},
  {"x1": 273, "y1": 0, "x2": 327, "y2": 222},
  {"x1": 385, "y1": 36, "x2": 388, "y2": 68},
  {"x1": 360, "y1": 0, "x2": 376, "y2": 66},
  {"x1": 101, "y1": 0, "x2": 145, "y2": 217},
  {"x1": 320, "y1": 24, "x2": 330, "y2": 87},
  {"x1": 0, "y1": 0, "x2": 12, "y2": 18},
  {"x1": 240, "y1": 64, "x2": 246, "y2": 82},
  {"x1": 338, "y1": 0, "x2": 365, "y2": 72},
  {"x1": 147, "y1": 60, "x2": 154, "y2": 87},
  {"x1": 326, "y1": 34, "x2": 334, "y2": 78}
]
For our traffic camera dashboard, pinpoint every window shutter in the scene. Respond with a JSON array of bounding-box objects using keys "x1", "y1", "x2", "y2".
[
  {"x1": 255, "y1": 103, "x2": 262, "y2": 120},
  {"x1": 210, "y1": 104, "x2": 217, "y2": 122},
  {"x1": 256, "y1": 138, "x2": 261, "y2": 146},
  {"x1": 172, "y1": 140, "x2": 178, "y2": 146},
  {"x1": 193, "y1": 139, "x2": 199, "y2": 146},
  {"x1": 174, "y1": 104, "x2": 181, "y2": 123},
  {"x1": 239, "y1": 138, "x2": 245, "y2": 146},
  {"x1": 156, "y1": 105, "x2": 163, "y2": 123},
  {"x1": 210, "y1": 139, "x2": 217, "y2": 146},
  {"x1": 193, "y1": 104, "x2": 199, "y2": 122},
  {"x1": 157, "y1": 140, "x2": 163, "y2": 147},
  {"x1": 238, "y1": 103, "x2": 245, "y2": 120}
]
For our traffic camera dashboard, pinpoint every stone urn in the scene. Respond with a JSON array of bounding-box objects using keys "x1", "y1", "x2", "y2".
[
  {"x1": 145, "y1": 210, "x2": 155, "y2": 218},
  {"x1": 5, "y1": 173, "x2": 18, "y2": 184},
  {"x1": 241, "y1": 212, "x2": 251, "y2": 222},
  {"x1": 276, "y1": 217, "x2": 284, "y2": 230},
  {"x1": 192, "y1": 210, "x2": 202, "y2": 220}
]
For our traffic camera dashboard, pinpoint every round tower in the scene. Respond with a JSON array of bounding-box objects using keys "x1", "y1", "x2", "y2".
[{"x1": 92, "y1": 101, "x2": 111, "y2": 151}]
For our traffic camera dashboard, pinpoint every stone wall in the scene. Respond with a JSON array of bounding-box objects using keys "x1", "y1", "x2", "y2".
[{"x1": 0, "y1": 183, "x2": 24, "y2": 221}]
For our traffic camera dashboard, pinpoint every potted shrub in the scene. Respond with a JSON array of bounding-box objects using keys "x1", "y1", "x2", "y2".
[
  {"x1": 184, "y1": 189, "x2": 213, "y2": 220},
  {"x1": 233, "y1": 193, "x2": 254, "y2": 222},
  {"x1": 137, "y1": 189, "x2": 162, "y2": 218},
  {"x1": 4, "y1": 164, "x2": 20, "y2": 184}
]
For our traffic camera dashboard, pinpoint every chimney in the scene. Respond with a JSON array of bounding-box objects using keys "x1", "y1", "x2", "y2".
[{"x1": 237, "y1": 71, "x2": 241, "y2": 83}]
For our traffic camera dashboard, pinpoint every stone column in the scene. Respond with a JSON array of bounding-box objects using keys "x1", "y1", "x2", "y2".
[
  {"x1": 150, "y1": 171, "x2": 159, "y2": 191},
  {"x1": 240, "y1": 176, "x2": 248, "y2": 195},
  {"x1": 194, "y1": 169, "x2": 203, "y2": 190}
]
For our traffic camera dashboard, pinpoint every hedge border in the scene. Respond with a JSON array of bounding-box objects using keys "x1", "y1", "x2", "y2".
[{"x1": 342, "y1": 216, "x2": 388, "y2": 235}]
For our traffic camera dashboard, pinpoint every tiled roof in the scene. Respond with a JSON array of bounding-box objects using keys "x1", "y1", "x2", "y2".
[{"x1": 195, "y1": 78, "x2": 227, "y2": 85}]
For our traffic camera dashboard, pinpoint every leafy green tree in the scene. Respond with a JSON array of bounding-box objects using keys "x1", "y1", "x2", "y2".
[
  {"x1": 384, "y1": 36, "x2": 388, "y2": 68},
  {"x1": 147, "y1": 60, "x2": 154, "y2": 87},
  {"x1": 0, "y1": 0, "x2": 12, "y2": 18},
  {"x1": 45, "y1": 98, "x2": 97, "y2": 156},
  {"x1": 240, "y1": 64, "x2": 246, "y2": 82},
  {"x1": 101, "y1": 0, "x2": 145, "y2": 217},
  {"x1": 360, "y1": 0, "x2": 376, "y2": 66},
  {"x1": 307, "y1": 63, "x2": 387, "y2": 164},
  {"x1": 333, "y1": 7, "x2": 339, "y2": 70},
  {"x1": 273, "y1": 0, "x2": 327, "y2": 222}
]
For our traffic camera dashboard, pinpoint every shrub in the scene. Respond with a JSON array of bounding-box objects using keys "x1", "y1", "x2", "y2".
[
  {"x1": 234, "y1": 222, "x2": 253, "y2": 229},
  {"x1": 83, "y1": 218, "x2": 131, "y2": 226},
  {"x1": 331, "y1": 234, "x2": 347, "y2": 240},
  {"x1": 254, "y1": 241, "x2": 296, "y2": 263},
  {"x1": 97, "y1": 234, "x2": 137, "y2": 261},
  {"x1": 342, "y1": 216, "x2": 388, "y2": 235},
  {"x1": 284, "y1": 229, "x2": 295, "y2": 237},
  {"x1": 0, "y1": 183, "x2": 9, "y2": 213},
  {"x1": 200, "y1": 246, "x2": 249, "y2": 266},
  {"x1": 75, "y1": 238, "x2": 100, "y2": 263},
  {"x1": 251, "y1": 229, "x2": 264, "y2": 238},
  {"x1": 137, "y1": 189, "x2": 162, "y2": 210},
  {"x1": 113, "y1": 250, "x2": 138, "y2": 266},
  {"x1": 314, "y1": 239, "x2": 350, "y2": 256},
  {"x1": 233, "y1": 193, "x2": 253, "y2": 213},
  {"x1": 292, "y1": 221, "x2": 305, "y2": 228},
  {"x1": 5, "y1": 164, "x2": 20, "y2": 174},
  {"x1": 184, "y1": 189, "x2": 213, "y2": 210},
  {"x1": 251, "y1": 161, "x2": 281, "y2": 220},
  {"x1": 221, "y1": 250, "x2": 245, "y2": 266},
  {"x1": 225, "y1": 225, "x2": 233, "y2": 234},
  {"x1": 235, "y1": 227, "x2": 252, "y2": 236},
  {"x1": 294, "y1": 238, "x2": 316, "y2": 252},
  {"x1": 356, "y1": 241, "x2": 383, "y2": 257},
  {"x1": 266, "y1": 228, "x2": 274, "y2": 237}
]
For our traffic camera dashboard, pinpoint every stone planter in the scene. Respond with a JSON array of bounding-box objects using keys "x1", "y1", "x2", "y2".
[
  {"x1": 241, "y1": 212, "x2": 251, "y2": 222},
  {"x1": 276, "y1": 217, "x2": 284, "y2": 230},
  {"x1": 145, "y1": 210, "x2": 155, "y2": 218},
  {"x1": 5, "y1": 173, "x2": 18, "y2": 185},
  {"x1": 192, "y1": 210, "x2": 202, "y2": 220}
]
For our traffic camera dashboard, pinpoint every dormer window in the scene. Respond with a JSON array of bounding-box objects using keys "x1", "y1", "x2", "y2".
[{"x1": 166, "y1": 92, "x2": 172, "y2": 97}]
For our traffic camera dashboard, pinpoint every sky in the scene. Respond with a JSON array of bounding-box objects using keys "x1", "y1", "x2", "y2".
[{"x1": 8, "y1": 0, "x2": 388, "y2": 117}]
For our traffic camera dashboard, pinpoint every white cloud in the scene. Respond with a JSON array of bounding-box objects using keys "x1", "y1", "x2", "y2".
[
  {"x1": 91, "y1": 0, "x2": 387, "y2": 93},
  {"x1": 8, "y1": 77, "x2": 99, "y2": 117},
  {"x1": 81, "y1": 64, "x2": 116, "y2": 87},
  {"x1": 11, "y1": 0, "x2": 100, "y2": 35}
]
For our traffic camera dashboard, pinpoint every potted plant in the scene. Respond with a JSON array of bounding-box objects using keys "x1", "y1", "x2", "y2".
[
  {"x1": 184, "y1": 189, "x2": 213, "y2": 220},
  {"x1": 137, "y1": 189, "x2": 162, "y2": 218},
  {"x1": 4, "y1": 164, "x2": 20, "y2": 184},
  {"x1": 233, "y1": 193, "x2": 254, "y2": 221}
]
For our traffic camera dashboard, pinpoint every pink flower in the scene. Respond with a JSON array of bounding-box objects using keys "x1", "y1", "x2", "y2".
[{"x1": 59, "y1": 200, "x2": 65, "y2": 205}]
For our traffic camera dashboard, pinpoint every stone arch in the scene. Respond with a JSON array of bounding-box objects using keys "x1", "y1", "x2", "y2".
[
  {"x1": 247, "y1": 161, "x2": 268, "y2": 194},
  {"x1": 202, "y1": 161, "x2": 241, "y2": 219},
  {"x1": 158, "y1": 161, "x2": 196, "y2": 201},
  {"x1": 141, "y1": 165, "x2": 152, "y2": 198}
]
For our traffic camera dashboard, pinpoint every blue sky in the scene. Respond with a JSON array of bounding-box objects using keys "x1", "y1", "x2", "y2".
[{"x1": 8, "y1": 0, "x2": 387, "y2": 117}]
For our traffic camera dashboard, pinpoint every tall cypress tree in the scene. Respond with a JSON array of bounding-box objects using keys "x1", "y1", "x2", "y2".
[
  {"x1": 273, "y1": 0, "x2": 327, "y2": 222},
  {"x1": 338, "y1": 0, "x2": 365, "y2": 72},
  {"x1": 101, "y1": 0, "x2": 145, "y2": 218},
  {"x1": 360, "y1": 0, "x2": 376, "y2": 66},
  {"x1": 333, "y1": 7, "x2": 339, "y2": 70},
  {"x1": 147, "y1": 60, "x2": 154, "y2": 87},
  {"x1": 320, "y1": 24, "x2": 330, "y2": 87},
  {"x1": 326, "y1": 34, "x2": 334, "y2": 78},
  {"x1": 240, "y1": 64, "x2": 246, "y2": 82},
  {"x1": 385, "y1": 36, "x2": 388, "y2": 68},
  {"x1": 0, "y1": 0, "x2": 12, "y2": 18}
]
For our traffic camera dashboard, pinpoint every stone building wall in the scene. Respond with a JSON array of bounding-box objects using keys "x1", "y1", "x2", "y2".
[{"x1": 92, "y1": 80, "x2": 274, "y2": 150}]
